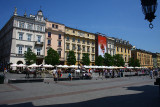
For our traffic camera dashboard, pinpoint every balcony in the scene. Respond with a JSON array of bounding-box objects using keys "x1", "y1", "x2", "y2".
[
  {"x1": 35, "y1": 41, "x2": 43, "y2": 46},
  {"x1": 37, "y1": 55, "x2": 44, "y2": 58},
  {"x1": 16, "y1": 54, "x2": 24, "y2": 57}
]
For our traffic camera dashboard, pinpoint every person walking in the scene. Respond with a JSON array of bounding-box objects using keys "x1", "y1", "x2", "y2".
[{"x1": 150, "y1": 69, "x2": 153, "y2": 79}]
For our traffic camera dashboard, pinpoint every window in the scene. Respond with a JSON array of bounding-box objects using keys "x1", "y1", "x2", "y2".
[
  {"x1": 92, "y1": 55, "x2": 94, "y2": 61},
  {"x1": 27, "y1": 23, "x2": 33, "y2": 30},
  {"x1": 125, "y1": 48, "x2": 126, "y2": 53},
  {"x1": 55, "y1": 25, "x2": 58, "y2": 29},
  {"x1": 73, "y1": 30, "x2": 75, "y2": 33},
  {"x1": 88, "y1": 34, "x2": 90, "y2": 37},
  {"x1": 128, "y1": 49, "x2": 130, "y2": 53},
  {"x1": 52, "y1": 24, "x2": 54, "y2": 28},
  {"x1": 72, "y1": 37, "x2": 75, "y2": 42},
  {"x1": 77, "y1": 45, "x2": 81, "y2": 51},
  {"x1": 26, "y1": 47, "x2": 31, "y2": 52},
  {"x1": 58, "y1": 51, "x2": 61, "y2": 58},
  {"x1": 37, "y1": 36, "x2": 41, "y2": 42},
  {"x1": 77, "y1": 38, "x2": 80, "y2": 43},
  {"x1": 87, "y1": 40, "x2": 90, "y2": 45},
  {"x1": 37, "y1": 48, "x2": 41, "y2": 55},
  {"x1": 59, "y1": 34, "x2": 61, "y2": 39},
  {"x1": 83, "y1": 47, "x2": 85, "y2": 52},
  {"x1": 87, "y1": 47, "x2": 90, "y2": 52},
  {"x1": 18, "y1": 46, "x2": 22, "y2": 54},
  {"x1": 58, "y1": 41, "x2": 61, "y2": 47},
  {"x1": 92, "y1": 48, "x2": 94, "y2": 53},
  {"x1": 121, "y1": 48, "x2": 123, "y2": 52},
  {"x1": 125, "y1": 56, "x2": 126, "y2": 62},
  {"x1": 77, "y1": 54, "x2": 80, "y2": 60},
  {"x1": 48, "y1": 32, "x2": 51, "y2": 38},
  {"x1": 19, "y1": 22, "x2": 24, "y2": 28},
  {"x1": 19, "y1": 33, "x2": 23, "y2": 40},
  {"x1": 83, "y1": 40, "x2": 85, "y2": 44},
  {"x1": 92, "y1": 41, "x2": 94, "y2": 45},
  {"x1": 37, "y1": 25, "x2": 42, "y2": 31},
  {"x1": 66, "y1": 44, "x2": 69, "y2": 50},
  {"x1": 72, "y1": 45, "x2": 76, "y2": 50},
  {"x1": 27, "y1": 34, "x2": 31, "y2": 41},
  {"x1": 66, "y1": 36, "x2": 69, "y2": 41},
  {"x1": 117, "y1": 47, "x2": 119, "y2": 52},
  {"x1": 48, "y1": 40, "x2": 51, "y2": 45}
]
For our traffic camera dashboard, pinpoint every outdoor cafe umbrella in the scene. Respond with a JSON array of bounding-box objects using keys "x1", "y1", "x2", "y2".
[
  {"x1": 28, "y1": 63, "x2": 39, "y2": 68},
  {"x1": 16, "y1": 64, "x2": 26, "y2": 67},
  {"x1": 11, "y1": 64, "x2": 18, "y2": 67}
]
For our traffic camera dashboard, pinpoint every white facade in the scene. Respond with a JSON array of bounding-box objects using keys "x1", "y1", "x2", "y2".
[
  {"x1": 0, "y1": 9, "x2": 46, "y2": 65},
  {"x1": 107, "y1": 37, "x2": 115, "y2": 56}
]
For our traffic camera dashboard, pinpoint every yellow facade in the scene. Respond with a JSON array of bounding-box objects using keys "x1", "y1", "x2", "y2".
[
  {"x1": 132, "y1": 49, "x2": 153, "y2": 68},
  {"x1": 157, "y1": 53, "x2": 160, "y2": 68},
  {"x1": 64, "y1": 27, "x2": 95, "y2": 65},
  {"x1": 115, "y1": 39, "x2": 132, "y2": 66}
]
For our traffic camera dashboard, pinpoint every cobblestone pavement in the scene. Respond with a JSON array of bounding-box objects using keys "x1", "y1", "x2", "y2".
[{"x1": 0, "y1": 73, "x2": 160, "y2": 107}]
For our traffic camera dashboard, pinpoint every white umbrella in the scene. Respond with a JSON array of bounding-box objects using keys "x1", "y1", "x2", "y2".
[
  {"x1": 57, "y1": 65, "x2": 63, "y2": 68},
  {"x1": 62, "y1": 65, "x2": 69, "y2": 68},
  {"x1": 28, "y1": 63, "x2": 39, "y2": 68},
  {"x1": 11, "y1": 64, "x2": 18, "y2": 67},
  {"x1": 17, "y1": 64, "x2": 26, "y2": 67},
  {"x1": 70, "y1": 65, "x2": 78, "y2": 68}
]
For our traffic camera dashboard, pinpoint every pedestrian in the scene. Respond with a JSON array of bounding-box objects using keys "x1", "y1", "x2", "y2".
[
  {"x1": 25, "y1": 67, "x2": 30, "y2": 78},
  {"x1": 68, "y1": 73, "x2": 72, "y2": 81},
  {"x1": 149, "y1": 69, "x2": 153, "y2": 79}
]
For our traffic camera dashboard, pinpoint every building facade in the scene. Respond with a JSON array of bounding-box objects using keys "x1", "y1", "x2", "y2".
[
  {"x1": 152, "y1": 53, "x2": 157, "y2": 68},
  {"x1": 131, "y1": 49, "x2": 153, "y2": 68},
  {"x1": 106, "y1": 37, "x2": 115, "y2": 56},
  {"x1": 156, "y1": 53, "x2": 160, "y2": 68},
  {"x1": 0, "y1": 8, "x2": 46, "y2": 65},
  {"x1": 45, "y1": 21, "x2": 65, "y2": 64},
  {"x1": 65, "y1": 27, "x2": 95, "y2": 65},
  {"x1": 114, "y1": 38, "x2": 132, "y2": 66}
]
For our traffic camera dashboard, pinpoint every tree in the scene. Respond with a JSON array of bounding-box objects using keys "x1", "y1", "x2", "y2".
[
  {"x1": 45, "y1": 48, "x2": 60, "y2": 66},
  {"x1": 103, "y1": 53, "x2": 113, "y2": 66},
  {"x1": 135, "y1": 59, "x2": 140, "y2": 67},
  {"x1": 24, "y1": 48, "x2": 37, "y2": 65},
  {"x1": 95, "y1": 55, "x2": 104, "y2": 66},
  {"x1": 67, "y1": 51, "x2": 76, "y2": 65},
  {"x1": 128, "y1": 58, "x2": 135, "y2": 67},
  {"x1": 113, "y1": 54, "x2": 125, "y2": 66},
  {"x1": 81, "y1": 53, "x2": 90, "y2": 65},
  {"x1": 128, "y1": 58, "x2": 140, "y2": 67}
]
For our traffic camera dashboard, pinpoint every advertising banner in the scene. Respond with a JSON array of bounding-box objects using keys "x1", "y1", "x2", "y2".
[{"x1": 98, "y1": 35, "x2": 107, "y2": 57}]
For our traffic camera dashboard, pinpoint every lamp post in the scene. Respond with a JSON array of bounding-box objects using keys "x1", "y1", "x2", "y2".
[{"x1": 141, "y1": 0, "x2": 158, "y2": 29}]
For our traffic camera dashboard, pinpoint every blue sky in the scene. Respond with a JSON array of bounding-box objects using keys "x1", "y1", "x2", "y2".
[{"x1": 0, "y1": 0, "x2": 160, "y2": 53}]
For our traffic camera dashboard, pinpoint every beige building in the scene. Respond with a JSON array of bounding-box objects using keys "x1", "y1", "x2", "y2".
[
  {"x1": 114, "y1": 38, "x2": 132, "y2": 66},
  {"x1": 65, "y1": 27, "x2": 95, "y2": 65},
  {"x1": 45, "y1": 21, "x2": 65, "y2": 64},
  {"x1": 131, "y1": 49, "x2": 153, "y2": 68},
  {"x1": 0, "y1": 8, "x2": 46, "y2": 65},
  {"x1": 157, "y1": 53, "x2": 160, "y2": 68}
]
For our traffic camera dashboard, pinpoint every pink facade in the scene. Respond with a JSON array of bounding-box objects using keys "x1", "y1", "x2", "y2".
[{"x1": 45, "y1": 21, "x2": 65, "y2": 64}]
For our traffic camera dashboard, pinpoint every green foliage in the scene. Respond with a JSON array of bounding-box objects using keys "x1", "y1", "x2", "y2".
[
  {"x1": 128, "y1": 58, "x2": 140, "y2": 67},
  {"x1": 67, "y1": 51, "x2": 76, "y2": 65},
  {"x1": 24, "y1": 48, "x2": 36, "y2": 65},
  {"x1": 128, "y1": 58, "x2": 135, "y2": 67},
  {"x1": 81, "y1": 53, "x2": 90, "y2": 65},
  {"x1": 103, "y1": 53, "x2": 113, "y2": 66},
  {"x1": 95, "y1": 55, "x2": 104, "y2": 66},
  {"x1": 113, "y1": 54, "x2": 125, "y2": 66},
  {"x1": 45, "y1": 48, "x2": 60, "y2": 66},
  {"x1": 135, "y1": 59, "x2": 140, "y2": 67}
]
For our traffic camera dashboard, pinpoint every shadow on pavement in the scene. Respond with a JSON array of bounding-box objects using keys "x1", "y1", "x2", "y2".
[{"x1": 1, "y1": 85, "x2": 160, "y2": 107}]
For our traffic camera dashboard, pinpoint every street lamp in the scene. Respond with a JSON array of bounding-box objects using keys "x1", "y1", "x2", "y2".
[{"x1": 141, "y1": 0, "x2": 158, "y2": 29}]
